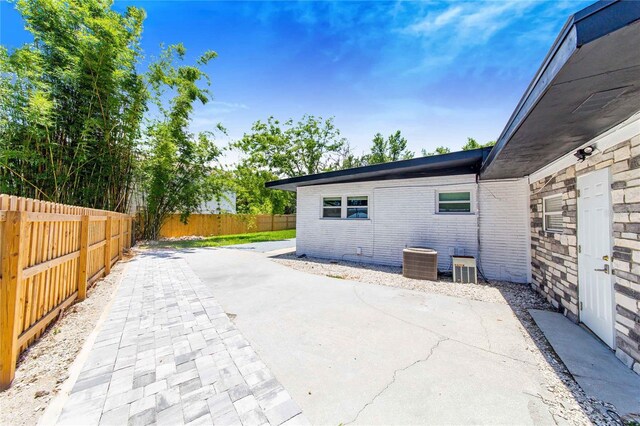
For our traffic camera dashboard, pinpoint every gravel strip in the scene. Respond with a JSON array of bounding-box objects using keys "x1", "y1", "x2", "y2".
[
  {"x1": 0, "y1": 253, "x2": 133, "y2": 426},
  {"x1": 273, "y1": 254, "x2": 623, "y2": 425}
]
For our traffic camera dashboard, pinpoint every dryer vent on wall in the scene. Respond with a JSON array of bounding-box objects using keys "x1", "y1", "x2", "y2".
[
  {"x1": 452, "y1": 256, "x2": 477, "y2": 284},
  {"x1": 403, "y1": 248, "x2": 438, "y2": 281}
]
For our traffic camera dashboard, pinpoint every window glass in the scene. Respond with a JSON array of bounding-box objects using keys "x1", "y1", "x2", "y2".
[
  {"x1": 346, "y1": 208, "x2": 368, "y2": 219},
  {"x1": 323, "y1": 196, "x2": 369, "y2": 219},
  {"x1": 347, "y1": 196, "x2": 368, "y2": 207},
  {"x1": 347, "y1": 196, "x2": 368, "y2": 219},
  {"x1": 438, "y1": 202, "x2": 471, "y2": 213},
  {"x1": 323, "y1": 208, "x2": 341, "y2": 218},
  {"x1": 543, "y1": 194, "x2": 563, "y2": 232},
  {"x1": 546, "y1": 214, "x2": 564, "y2": 230},
  {"x1": 322, "y1": 197, "x2": 342, "y2": 218},
  {"x1": 544, "y1": 196, "x2": 562, "y2": 212},
  {"x1": 437, "y1": 192, "x2": 471, "y2": 213},
  {"x1": 439, "y1": 192, "x2": 470, "y2": 202},
  {"x1": 323, "y1": 197, "x2": 342, "y2": 207}
]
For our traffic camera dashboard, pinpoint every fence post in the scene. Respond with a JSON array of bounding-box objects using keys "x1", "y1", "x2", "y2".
[
  {"x1": 77, "y1": 215, "x2": 89, "y2": 301},
  {"x1": 104, "y1": 216, "x2": 112, "y2": 275},
  {"x1": 118, "y1": 218, "x2": 123, "y2": 260},
  {"x1": 271, "y1": 215, "x2": 275, "y2": 232},
  {"x1": 0, "y1": 211, "x2": 26, "y2": 390}
]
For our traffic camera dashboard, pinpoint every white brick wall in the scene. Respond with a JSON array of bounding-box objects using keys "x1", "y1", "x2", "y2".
[
  {"x1": 296, "y1": 175, "x2": 530, "y2": 283},
  {"x1": 478, "y1": 179, "x2": 531, "y2": 283}
]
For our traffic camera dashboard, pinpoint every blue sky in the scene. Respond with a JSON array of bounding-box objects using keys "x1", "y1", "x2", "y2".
[{"x1": 1, "y1": 0, "x2": 592, "y2": 161}]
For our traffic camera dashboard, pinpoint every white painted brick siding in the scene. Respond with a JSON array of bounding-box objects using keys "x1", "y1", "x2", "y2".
[
  {"x1": 479, "y1": 179, "x2": 531, "y2": 283},
  {"x1": 296, "y1": 175, "x2": 530, "y2": 283}
]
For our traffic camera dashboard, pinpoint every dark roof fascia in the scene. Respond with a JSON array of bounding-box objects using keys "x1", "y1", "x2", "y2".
[
  {"x1": 480, "y1": 0, "x2": 640, "y2": 177},
  {"x1": 573, "y1": 0, "x2": 640, "y2": 45},
  {"x1": 265, "y1": 147, "x2": 492, "y2": 191}
]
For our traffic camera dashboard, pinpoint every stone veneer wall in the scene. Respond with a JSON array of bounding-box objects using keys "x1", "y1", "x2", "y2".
[{"x1": 530, "y1": 135, "x2": 640, "y2": 374}]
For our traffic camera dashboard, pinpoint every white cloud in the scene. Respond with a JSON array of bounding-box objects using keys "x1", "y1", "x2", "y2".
[
  {"x1": 202, "y1": 101, "x2": 248, "y2": 115},
  {"x1": 189, "y1": 101, "x2": 248, "y2": 135},
  {"x1": 398, "y1": 1, "x2": 562, "y2": 77},
  {"x1": 407, "y1": 1, "x2": 536, "y2": 40},
  {"x1": 409, "y1": 5, "x2": 464, "y2": 34}
]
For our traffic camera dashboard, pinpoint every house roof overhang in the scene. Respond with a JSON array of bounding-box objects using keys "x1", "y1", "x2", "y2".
[
  {"x1": 480, "y1": 0, "x2": 640, "y2": 180},
  {"x1": 265, "y1": 147, "x2": 491, "y2": 191}
]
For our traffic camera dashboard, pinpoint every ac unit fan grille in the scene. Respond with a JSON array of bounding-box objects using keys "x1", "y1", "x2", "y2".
[
  {"x1": 403, "y1": 248, "x2": 438, "y2": 281},
  {"x1": 452, "y1": 256, "x2": 477, "y2": 284}
]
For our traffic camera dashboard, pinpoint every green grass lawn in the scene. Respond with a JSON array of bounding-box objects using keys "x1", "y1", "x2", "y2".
[{"x1": 153, "y1": 229, "x2": 296, "y2": 249}]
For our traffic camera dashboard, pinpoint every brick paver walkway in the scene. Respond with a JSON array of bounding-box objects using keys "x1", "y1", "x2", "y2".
[{"x1": 56, "y1": 250, "x2": 307, "y2": 426}]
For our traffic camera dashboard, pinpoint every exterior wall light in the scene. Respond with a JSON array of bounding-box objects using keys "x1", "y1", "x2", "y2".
[{"x1": 574, "y1": 145, "x2": 595, "y2": 162}]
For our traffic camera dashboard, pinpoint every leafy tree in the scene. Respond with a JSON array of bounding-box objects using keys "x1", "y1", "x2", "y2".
[
  {"x1": 364, "y1": 131, "x2": 413, "y2": 165},
  {"x1": 336, "y1": 142, "x2": 365, "y2": 169},
  {"x1": 339, "y1": 153, "x2": 365, "y2": 169},
  {"x1": 422, "y1": 146, "x2": 451, "y2": 156},
  {"x1": 137, "y1": 44, "x2": 223, "y2": 239},
  {"x1": 0, "y1": 0, "x2": 147, "y2": 211},
  {"x1": 462, "y1": 137, "x2": 495, "y2": 151},
  {"x1": 234, "y1": 115, "x2": 347, "y2": 177},
  {"x1": 230, "y1": 164, "x2": 295, "y2": 214},
  {"x1": 231, "y1": 115, "x2": 348, "y2": 213}
]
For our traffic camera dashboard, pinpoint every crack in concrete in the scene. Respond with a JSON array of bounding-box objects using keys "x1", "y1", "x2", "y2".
[
  {"x1": 345, "y1": 337, "x2": 449, "y2": 425},
  {"x1": 352, "y1": 286, "x2": 536, "y2": 366},
  {"x1": 467, "y1": 300, "x2": 493, "y2": 351},
  {"x1": 523, "y1": 391, "x2": 559, "y2": 426}
]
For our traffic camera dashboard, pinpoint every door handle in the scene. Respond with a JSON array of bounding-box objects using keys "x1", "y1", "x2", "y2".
[{"x1": 594, "y1": 264, "x2": 609, "y2": 274}]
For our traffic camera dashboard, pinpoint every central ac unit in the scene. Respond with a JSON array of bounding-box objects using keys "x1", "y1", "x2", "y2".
[
  {"x1": 452, "y1": 256, "x2": 477, "y2": 284},
  {"x1": 403, "y1": 247, "x2": 438, "y2": 281}
]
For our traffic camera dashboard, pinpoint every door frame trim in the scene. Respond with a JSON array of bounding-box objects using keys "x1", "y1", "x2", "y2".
[{"x1": 576, "y1": 167, "x2": 616, "y2": 348}]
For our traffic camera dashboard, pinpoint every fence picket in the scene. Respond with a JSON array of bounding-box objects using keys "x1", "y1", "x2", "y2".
[
  {"x1": 157, "y1": 214, "x2": 296, "y2": 238},
  {"x1": 105, "y1": 217, "x2": 112, "y2": 275},
  {"x1": 0, "y1": 194, "x2": 133, "y2": 390},
  {"x1": 77, "y1": 216, "x2": 89, "y2": 301},
  {"x1": 0, "y1": 211, "x2": 26, "y2": 390}
]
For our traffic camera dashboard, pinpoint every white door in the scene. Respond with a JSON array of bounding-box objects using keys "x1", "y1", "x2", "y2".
[{"x1": 577, "y1": 168, "x2": 615, "y2": 348}]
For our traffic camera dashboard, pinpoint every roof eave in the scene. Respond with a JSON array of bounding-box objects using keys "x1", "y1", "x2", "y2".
[
  {"x1": 266, "y1": 147, "x2": 491, "y2": 191},
  {"x1": 480, "y1": 0, "x2": 640, "y2": 178},
  {"x1": 480, "y1": 15, "x2": 579, "y2": 176}
]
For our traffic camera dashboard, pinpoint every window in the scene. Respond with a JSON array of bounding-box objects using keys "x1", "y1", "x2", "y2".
[
  {"x1": 437, "y1": 191, "x2": 471, "y2": 213},
  {"x1": 321, "y1": 195, "x2": 369, "y2": 219},
  {"x1": 347, "y1": 196, "x2": 368, "y2": 219},
  {"x1": 543, "y1": 194, "x2": 563, "y2": 232},
  {"x1": 322, "y1": 197, "x2": 342, "y2": 218}
]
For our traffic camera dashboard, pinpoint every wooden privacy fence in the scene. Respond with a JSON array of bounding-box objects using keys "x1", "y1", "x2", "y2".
[
  {"x1": 159, "y1": 214, "x2": 296, "y2": 238},
  {"x1": 0, "y1": 195, "x2": 133, "y2": 390}
]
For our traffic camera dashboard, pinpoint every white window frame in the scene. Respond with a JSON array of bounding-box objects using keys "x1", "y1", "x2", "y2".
[
  {"x1": 321, "y1": 196, "x2": 342, "y2": 219},
  {"x1": 543, "y1": 194, "x2": 563, "y2": 233},
  {"x1": 320, "y1": 195, "x2": 370, "y2": 220},
  {"x1": 436, "y1": 190, "x2": 473, "y2": 214},
  {"x1": 346, "y1": 196, "x2": 368, "y2": 220}
]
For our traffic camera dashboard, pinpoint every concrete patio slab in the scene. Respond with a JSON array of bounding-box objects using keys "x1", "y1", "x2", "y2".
[
  {"x1": 183, "y1": 247, "x2": 568, "y2": 425},
  {"x1": 224, "y1": 238, "x2": 296, "y2": 253},
  {"x1": 54, "y1": 250, "x2": 307, "y2": 426},
  {"x1": 529, "y1": 309, "x2": 640, "y2": 417}
]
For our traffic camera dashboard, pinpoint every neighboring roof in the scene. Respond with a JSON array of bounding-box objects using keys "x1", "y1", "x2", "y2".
[
  {"x1": 265, "y1": 147, "x2": 491, "y2": 191},
  {"x1": 481, "y1": 0, "x2": 640, "y2": 180}
]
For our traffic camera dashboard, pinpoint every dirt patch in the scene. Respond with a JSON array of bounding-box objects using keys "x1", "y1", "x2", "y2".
[
  {"x1": 0, "y1": 252, "x2": 133, "y2": 426},
  {"x1": 273, "y1": 254, "x2": 623, "y2": 425},
  {"x1": 156, "y1": 236, "x2": 207, "y2": 242}
]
